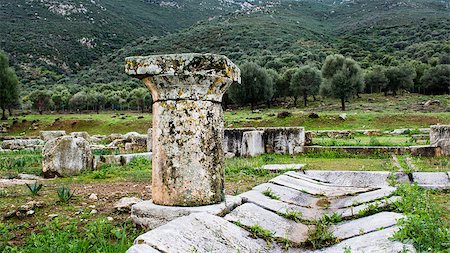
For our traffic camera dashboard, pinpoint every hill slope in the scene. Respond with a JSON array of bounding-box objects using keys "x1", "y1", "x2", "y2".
[
  {"x1": 0, "y1": 0, "x2": 274, "y2": 85},
  {"x1": 67, "y1": 0, "x2": 449, "y2": 86}
]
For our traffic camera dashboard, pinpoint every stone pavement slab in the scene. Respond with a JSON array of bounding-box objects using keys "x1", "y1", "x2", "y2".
[
  {"x1": 330, "y1": 212, "x2": 404, "y2": 240},
  {"x1": 225, "y1": 203, "x2": 311, "y2": 244},
  {"x1": 253, "y1": 183, "x2": 318, "y2": 208},
  {"x1": 302, "y1": 170, "x2": 410, "y2": 187},
  {"x1": 240, "y1": 190, "x2": 322, "y2": 221},
  {"x1": 316, "y1": 226, "x2": 416, "y2": 253},
  {"x1": 262, "y1": 164, "x2": 305, "y2": 172},
  {"x1": 330, "y1": 187, "x2": 396, "y2": 209},
  {"x1": 270, "y1": 174, "x2": 372, "y2": 197},
  {"x1": 412, "y1": 172, "x2": 449, "y2": 189},
  {"x1": 133, "y1": 213, "x2": 268, "y2": 253},
  {"x1": 336, "y1": 196, "x2": 401, "y2": 218}
]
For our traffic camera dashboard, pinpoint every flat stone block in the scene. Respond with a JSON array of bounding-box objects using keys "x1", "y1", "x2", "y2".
[
  {"x1": 262, "y1": 164, "x2": 305, "y2": 172},
  {"x1": 225, "y1": 203, "x2": 311, "y2": 244},
  {"x1": 133, "y1": 213, "x2": 267, "y2": 253},
  {"x1": 330, "y1": 212, "x2": 404, "y2": 240},
  {"x1": 302, "y1": 170, "x2": 409, "y2": 187},
  {"x1": 252, "y1": 183, "x2": 317, "y2": 208},
  {"x1": 412, "y1": 172, "x2": 449, "y2": 189},
  {"x1": 336, "y1": 196, "x2": 401, "y2": 218},
  {"x1": 241, "y1": 130, "x2": 265, "y2": 157},
  {"x1": 271, "y1": 174, "x2": 373, "y2": 197},
  {"x1": 240, "y1": 190, "x2": 322, "y2": 221},
  {"x1": 40, "y1": 131, "x2": 66, "y2": 142},
  {"x1": 330, "y1": 187, "x2": 396, "y2": 209},
  {"x1": 316, "y1": 226, "x2": 416, "y2": 253},
  {"x1": 131, "y1": 195, "x2": 242, "y2": 229}
]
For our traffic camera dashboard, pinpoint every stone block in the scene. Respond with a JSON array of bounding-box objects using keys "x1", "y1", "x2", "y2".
[
  {"x1": 131, "y1": 195, "x2": 242, "y2": 229},
  {"x1": 252, "y1": 183, "x2": 317, "y2": 208},
  {"x1": 241, "y1": 130, "x2": 265, "y2": 157},
  {"x1": 262, "y1": 164, "x2": 305, "y2": 172},
  {"x1": 40, "y1": 131, "x2": 66, "y2": 142},
  {"x1": 430, "y1": 125, "x2": 450, "y2": 156},
  {"x1": 1, "y1": 139, "x2": 44, "y2": 150},
  {"x1": 301, "y1": 170, "x2": 410, "y2": 187},
  {"x1": 42, "y1": 136, "x2": 93, "y2": 178},
  {"x1": 330, "y1": 212, "x2": 404, "y2": 240},
  {"x1": 132, "y1": 213, "x2": 267, "y2": 253},
  {"x1": 412, "y1": 172, "x2": 449, "y2": 189},
  {"x1": 225, "y1": 203, "x2": 310, "y2": 244}
]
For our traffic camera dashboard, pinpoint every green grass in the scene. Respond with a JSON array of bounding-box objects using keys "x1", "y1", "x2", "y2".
[
  {"x1": 2, "y1": 94, "x2": 449, "y2": 136},
  {"x1": 312, "y1": 136, "x2": 427, "y2": 147},
  {"x1": 393, "y1": 184, "x2": 450, "y2": 252}
]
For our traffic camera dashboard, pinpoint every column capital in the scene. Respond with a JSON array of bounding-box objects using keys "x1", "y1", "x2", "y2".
[{"x1": 125, "y1": 53, "x2": 241, "y2": 102}]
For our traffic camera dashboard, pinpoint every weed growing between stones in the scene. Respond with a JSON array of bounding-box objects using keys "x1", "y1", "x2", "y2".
[
  {"x1": 26, "y1": 182, "x2": 43, "y2": 196},
  {"x1": 262, "y1": 187, "x2": 280, "y2": 200},
  {"x1": 305, "y1": 214, "x2": 339, "y2": 250},
  {"x1": 393, "y1": 184, "x2": 450, "y2": 252},
  {"x1": 280, "y1": 210, "x2": 303, "y2": 222}
]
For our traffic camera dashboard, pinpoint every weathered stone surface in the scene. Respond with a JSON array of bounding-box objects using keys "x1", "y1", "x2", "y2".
[
  {"x1": 114, "y1": 197, "x2": 143, "y2": 212},
  {"x1": 316, "y1": 226, "x2": 416, "y2": 253},
  {"x1": 240, "y1": 190, "x2": 322, "y2": 220},
  {"x1": 330, "y1": 187, "x2": 396, "y2": 209},
  {"x1": 70, "y1": 132, "x2": 90, "y2": 140},
  {"x1": 225, "y1": 203, "x2": 311, "y2": 244},
  {"x1": 126, "y1": 244, "x2": 160, "y2": 253},
  {"x1": 241, "y1": 130, "x2": 265, "y2": 157},
  {"x1": 330, "y1": 212, "x2": 404, "y2": 240},
  {"x1": 42, "y1": 136, "x2": 93, "y2": 178},
  {"x1": 17, "y1": 173, "x2": 43, "y2": 180},
  {"x1": 1, "y1": 139, "x2": 44, "y2": 150},
  {"x1": 133, "y1": 213, "x2": 267, "y2": 252},
  {"x1": 430, "y1": 125, "x2": 450, "y2": 156},
  {"x1": 410, "y1": 145, "x2": 442, "y2": 157},
  {"x1": 412, "y1": 172, "x2": 449, "y2": 189},
  {"x1": 40, "y1": 131, "x2": 66, "y2": 141},
  {"x1": 271, "y1": 174, "x2": 372, "y2": 197},
  {"x1": 126, "y1": 54, "x2": 240, "y2": 207},
  {"x1": 131, "y1": 195, "x2": 242, "y2": 229},
  {"x1": 301, "y1": 170, "x2": 410, "y2": 187},
  {"x1": 262, "y1": 127, "x2": 305, "y2": 154},
  {"x1": 262, "y1": 164, "x2": 305, "y2": 172},
  {"x1": 0, "y1": 179, "x2": 37, "y2": 188},
  {"x1": 147, "y1": 128, "x2": 152, "y2": 152},
  {"x1": 336, "y1": 196, "x2": 401, "y2": 218},
  {"x1": 252, "y1": 183, "x2": 317, "y2": 208},
  {"x1": 223, "y1": 127, "x2": 305, "y2": 156}
]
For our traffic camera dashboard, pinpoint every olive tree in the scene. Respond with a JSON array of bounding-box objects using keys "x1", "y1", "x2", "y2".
[
  {"x1": 420, "y1": 64, "x2": 450, "y2": 95},
  {"x1": 320, "y1": 54, "x2": 363, "y2": 111},
  {"x1": 0, "y1": 51, "x2": 20, "y2": 120},
  {"x1": 364, "y1": 66, "x2": 388, "y2": 94},
  {"x1": 384, "y1": 65, "x2": 416, "y2": 96},
  {"x1": 228, "y1": 62, "x2": 274, "y2": 109},
  {"x1": 290, "y1": 66, "x2": 322, "y2": 107}
]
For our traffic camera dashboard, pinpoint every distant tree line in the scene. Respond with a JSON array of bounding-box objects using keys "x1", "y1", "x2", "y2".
[
  {"x1": 0, "y1": 51, "x2": 449, "y2": 119},
  {"x1": 229, "y1": 55, "x2": 449, "y2": 111}
]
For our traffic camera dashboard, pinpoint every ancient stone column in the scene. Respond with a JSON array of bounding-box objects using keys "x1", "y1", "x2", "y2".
[{"x1": 125, "y1": 54, "x2": 240, "y2": 206}]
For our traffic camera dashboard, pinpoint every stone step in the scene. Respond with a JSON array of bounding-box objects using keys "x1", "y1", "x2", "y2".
[
  {"x1": 224, "y1": 203, "x2": 311, "y2": 245},
  {"x1": 240, "y1": 190, "x2": 323, "y2": 221},
  {"x1": 330, "y1": 212, "x2": 404, "y2": 240},
  {"x1": 330, "y1": 187, "x2": 396, "y2": 209},
  {"x1": 252, "y1": 183, "x2": 318, "y2": 208},
  {"x1": 335, "y1": 196, "x2": 401, "y2": 218},
  {"x1": 315, "y1": 226, "x2": 416, "y2": 253},
  {"x1": 131, "y1": 213, "x2": 270, "y2": 253},
  {"x1": 301, "y1": 170, "x2": 410, "y2": 187},
  {"x1": 270, "y1": 174, "x2": 373, "y2": 197}
]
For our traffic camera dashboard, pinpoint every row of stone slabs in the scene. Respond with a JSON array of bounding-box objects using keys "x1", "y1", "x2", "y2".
[{"x1": 124, "y1": 169, "x2": 445, "y2": 253}]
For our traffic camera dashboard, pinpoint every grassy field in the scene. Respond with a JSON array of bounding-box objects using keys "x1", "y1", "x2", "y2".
[
  {"x1": 1, "y1": 94, "x2": 449, "y2": 136},
  {"x1": 0, "y1": 152, "x2": 449, "y2": 251}
]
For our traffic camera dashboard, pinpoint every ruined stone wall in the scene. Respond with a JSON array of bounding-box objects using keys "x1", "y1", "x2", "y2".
[{"x1": 223, "y1": 127, "x2": 305, "y2": 157}]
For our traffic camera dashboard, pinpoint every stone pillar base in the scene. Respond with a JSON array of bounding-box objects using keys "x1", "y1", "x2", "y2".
[{"x1": 130, "y1": 195, "x2": 242, "y2": 229}]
